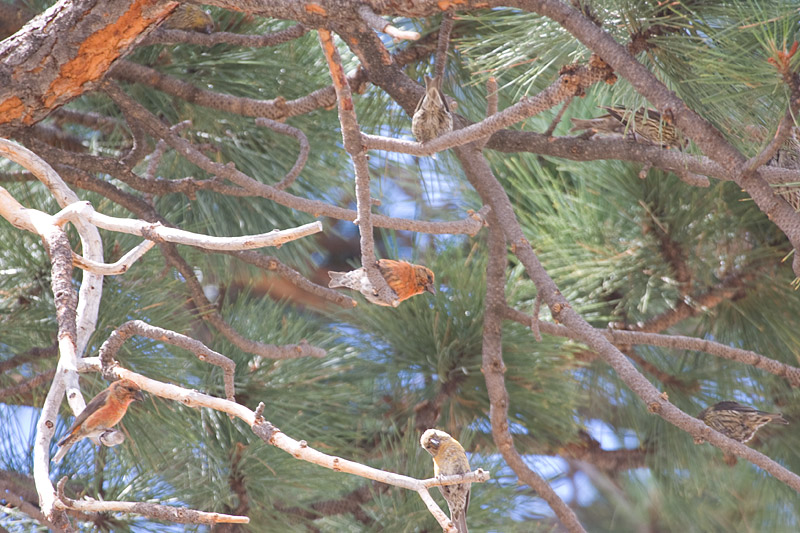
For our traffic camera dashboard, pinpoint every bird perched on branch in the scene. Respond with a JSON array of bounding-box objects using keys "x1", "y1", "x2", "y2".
[
  {"x1": 412, "y1": 76, "x2": 453, "y2": 145},
  {"x1": 328, "y1": 259, "x2": 435, "y2": 306},
  {"x1": 697, "y1": 400, "x2": 788, "y2": 444},
  {"x1": 571, "y1": 106, "x2": 686, "y2": 149},
  {"x1": 420, "y1": 429, "x2": 471, "y2": 533},
  {"x1": 53, "y1": 379, "x2": 144, "y2": 463},
  {"x1": 163, "y1": 5, "x2": 215, "y2": 33}
]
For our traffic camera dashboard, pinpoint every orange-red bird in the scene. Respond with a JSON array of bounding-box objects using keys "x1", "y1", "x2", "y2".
[
  {"x1": 53, "y1": 379, "x2": 144, "y2": 463},
  {"x1": 421, "y1": 429, "x2": 471, "y2": 533},
  {"x1": 328, "y1": 259, "x2": 435, "y2": 306}
]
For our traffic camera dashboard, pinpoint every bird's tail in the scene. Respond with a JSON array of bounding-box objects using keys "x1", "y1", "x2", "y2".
[
  {"x1": 328, "y1": 271, "x2": 346, "y2": 288},
  {"x1": 769, "y1": 413, "x2": 790, "y2": 425},
  {"x1": 53, "y1": 431, "x2": 78, "y2": 463},
  {"x1": 52, "y1": 441, "x2": 72, "y2": 463}
]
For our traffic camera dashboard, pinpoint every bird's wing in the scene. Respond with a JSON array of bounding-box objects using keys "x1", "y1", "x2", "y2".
[
  {"x1": 713, "y1": 401, "x2": 756, "y2": 413},
  {"x1": 57, "y1": 388, "x2": 111, "y2": 445}
]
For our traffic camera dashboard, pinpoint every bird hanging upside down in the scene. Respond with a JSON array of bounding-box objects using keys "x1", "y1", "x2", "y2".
[
  {"x1": 53, "y1": 379, "x2": 144, "y2": 463},
  {"x1": 412, "y1": 76, "x2": 453, "y2": 145},
  {"x1": 328, "y1": 259, "x2": 435, "y2": 306}
]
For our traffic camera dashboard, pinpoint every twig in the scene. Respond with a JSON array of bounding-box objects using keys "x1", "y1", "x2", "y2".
[
  {"x1": 71, "y1": 240, "x2": 155, "y2": 275},
  {"x1": 254, "y1": 117, "x2": 309, "y2": 190},
  {"x1": 543, "y1": 97, "x2": 573, "y2": 137},
  {"x1": 56, "y1": 477, "x2": 248, "y2": 525},
  {"x1": 318, "y1": 29, "x2": 397, "y2": 306},
  {"x1": 501, "y1": 305, "x2": 800, "y2": 387},
  {"x1": 98, "y1": 320, "x2": 236, "y2": 402},
  {"x1": 228, "y1": 250, "x2": 357, "y2": 308},
  {"x1": 141, "y1": 24, "x2": 307, "y2": 47},
  {"x1": 51, "y1": 200, "x2": 324, "y2": 252},
  {"x1": 530, "y1": 293, "x2": 542, "y2": 341},
  {"x1": 744, "y1": 109, "x2": 798, "y2": 178},
  {"x1": 102, "y1": 82, "x2": 484, "y2": 236},
  {"x1": 434, "y1": 12, "x2": 454, "y2": 82},
  {"x1": 481, "y1": 213, "x2": 587, "y2": 533},
  {"x1": 159, "y1": 243, "x2": 327, "y2": 360},
  {"x1": 357, "y1": 5, "x2": 420, "y2": 41}
]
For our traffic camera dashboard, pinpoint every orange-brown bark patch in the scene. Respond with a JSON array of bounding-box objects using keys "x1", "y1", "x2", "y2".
[
  {"x1": 0, "y1": 96, "x2": 24, "y2": 122},
  {"x1": 305, "y1": 3, "x2": 327, "y2": 15},
  {"x1": 42, "y1": 0, "x2": 175, "y2": 116}
]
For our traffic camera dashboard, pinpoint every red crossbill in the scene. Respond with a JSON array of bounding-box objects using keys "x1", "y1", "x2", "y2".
[
  {"x1": 697, "y1": 400, "x2": 788, "y2": 443},
  {"x1": 412, "y1": 76, "x2": 453, "y2": 143},
  {"x1": 571, "y1": 106, "x2": 686, "y2": 149},
  {"x1": 420, "y1": 429, "x2": 470, "y2": 533},
  {"x1": 53, "y1": 379, "x2": 144, "y2": 463},
  {"x1": 328, "y1": 259, "x2": 435, "y2": 306}
]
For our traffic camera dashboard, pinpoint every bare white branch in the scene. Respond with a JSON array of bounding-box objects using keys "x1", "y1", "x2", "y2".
[
  {"x1": 52, "y1": 201, "x2": 323, "y2": 251},
  {"x1": 76, "y1": 360, "x2": 490, "y2": 530},
  {"x1": 56, "y1": 477, "x2": 248, "y2": 525},
  {"x1": 71, "y1": 240, "x2": 156, "y2": 275}
]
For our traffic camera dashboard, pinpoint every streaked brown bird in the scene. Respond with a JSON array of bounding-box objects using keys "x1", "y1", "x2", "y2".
[
  {"x1": 697, "y1": 400, "x2": 788, "y2": 443},
  {"x1": 571, "y1": 106, "x2": 686, "y2": 149},
  {"x1": 420, "y1": 429, "x2": 471, "y2": 533},
  {"x1": 53, "y1": 379, "x2": 144, "y2": 463},
  {"x1": 163, "y1": 5, "x2": 215, "y2": 33},
  {"x1": 328, "y1": 259, "x2": 435, "y2": 306},
  {"x1": 412, "y1": 76, "x2": 453, "y2": 145}
]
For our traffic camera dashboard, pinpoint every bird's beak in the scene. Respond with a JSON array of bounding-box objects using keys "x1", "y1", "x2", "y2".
[
  {"x1": 426, "y1": 284, "x2": 436, "y2": 295},
  {"x1": 133, "y1": 391, "x2": 145, "y2": 403}
]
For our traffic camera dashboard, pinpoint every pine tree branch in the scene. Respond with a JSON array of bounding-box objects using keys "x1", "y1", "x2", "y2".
[
  {"x1": 0, "y1": 343, "x2": 58, "y2": 373},
  {"x1": 433, "y1": 11, "x2": 453, "y2": 82},
  {"x1": 74, "y1": 362, "x2": 490, "y2": 532},
  {"x1": 102, "y1": 82, "x2": 485, "y2": 236},
  {"x1": 0, "y1": 480, "x2": 66, "y2": 533},
  {"x1": 455, "y1": 144, "x2": 800, "y2": 492},
  {"x1": 503, "y1": 306, "x2": 800, "y2": 387},
  {"x1": 98, "y1": 320, "x2": 236, "y2": 401},
  {"x1": 70, "y1": 240, "x2": 156, "y2": 276},
  {"x1": 56, "y1": 476, "x2": 249, "y2": 525},
  {"x1": 481, "y1": 212, "x2": 587, "y2": 533},
  {"x1": 631, "y1": 269, "x2": 755, "y2": 333},
  {"x1": 319, "y1": 28, "x2": 397, "y2": 306},
  {"x1": 0, "y1": 369, "x2": 56, "y2": 402},
  {"x1": 51, "y1": 200, "x2": 324, "y2": 252},
  {"x1": 358, "y1": 5, "x2": 419, "y2": 41},
  {"x1": 511, "y1": 0, "x2": 800, "y2": 277}
]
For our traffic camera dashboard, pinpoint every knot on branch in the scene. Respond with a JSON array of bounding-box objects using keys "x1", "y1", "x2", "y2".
[
  {"x1": 647, "y1": 400, "x2": 662, "y2": 414},
  {"x1": 140, "y1": 224, "x2": 166, "y2": 244}
]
